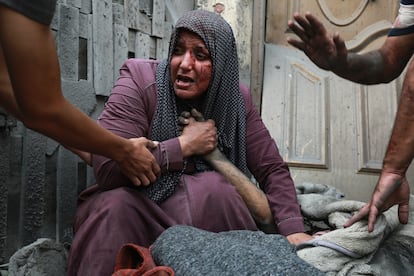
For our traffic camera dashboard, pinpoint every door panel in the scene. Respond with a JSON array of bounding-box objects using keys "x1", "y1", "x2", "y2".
[
  {"x1": 266, "y1": 0, "x2": 398, "y2": 49},
  {"x1": 262, "y1": 0, "x2": 408, "y2": 201}
]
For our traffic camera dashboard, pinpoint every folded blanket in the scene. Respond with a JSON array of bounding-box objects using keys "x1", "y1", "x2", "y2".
[
  {"x1": 296, "y1": 238, "x2": 362, "y2": 258},
  {"x1": 296, "y1": 182, "x2": 414, "y2": 275},
  {"x1": 151, "y1": 225, "x2": 324, "y2": 276}
]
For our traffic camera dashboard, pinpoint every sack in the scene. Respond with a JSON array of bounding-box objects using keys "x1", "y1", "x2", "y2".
[{"x1": 112, "y1": 243, "x2": 174, "y2": 276}]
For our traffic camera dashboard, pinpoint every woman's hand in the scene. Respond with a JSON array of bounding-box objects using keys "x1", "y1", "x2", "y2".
[
  {"x1": 178, "y1": 109, "x2": 218, "y2": 157},
  {"x1": 286, "y1": 232, "x2": 313, "y2": 245}
]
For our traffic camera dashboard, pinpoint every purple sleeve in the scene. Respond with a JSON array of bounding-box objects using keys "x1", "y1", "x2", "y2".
[
  {"x1": 241, "y1": 84, "x2": 305, "y2": 236},
  {"x1": 92, "y1": 59, "x2": 185, "y2": 190}
]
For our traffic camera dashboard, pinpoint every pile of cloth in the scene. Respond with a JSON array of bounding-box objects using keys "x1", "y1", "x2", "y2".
[
  {"x1": 122, "y1": 182, "x2": 414, "y2": 275},
  {"x1": 295, "y1": 182, "x2": 414, "y2": 275}
]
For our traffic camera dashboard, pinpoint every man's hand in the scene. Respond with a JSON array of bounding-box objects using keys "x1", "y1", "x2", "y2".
[
  {"x1": 287, "y1": 12, "x2": 348, "y2": 71},
  {"x1": 344, "y1": 172, "x2": 410, "y2": 232},
  {"x1": 119, "y1": 138, "x2": 160, "y2": 187}
]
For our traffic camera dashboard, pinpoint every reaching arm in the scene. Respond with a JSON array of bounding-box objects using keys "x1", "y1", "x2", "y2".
[
  {"x1": 287, "y1": 12, "x2": 414, "y2": 84},
  {"x1": 0, "y1": 6, "x2": 159, "y2": 185},
  {"x1": 345, "y1": 59, "x2": 414, "y2": 231}
]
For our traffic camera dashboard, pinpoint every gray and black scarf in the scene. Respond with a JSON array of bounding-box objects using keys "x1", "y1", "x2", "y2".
[{"x1": 144, "y1": 9, "x2": 249, "y2": 203}]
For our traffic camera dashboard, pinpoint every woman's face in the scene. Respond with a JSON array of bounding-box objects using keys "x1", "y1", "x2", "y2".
[{"x1": 170, "y1": 31, "x2": 212, "y2": 101}]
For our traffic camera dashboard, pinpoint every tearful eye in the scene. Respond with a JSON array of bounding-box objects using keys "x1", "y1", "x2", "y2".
[
  {"x1": 194, "y1": 51, "x2": 209, "y2": 60},
  {"x1": 172, "y1": 46, "x2": 184, "y2": 55}
]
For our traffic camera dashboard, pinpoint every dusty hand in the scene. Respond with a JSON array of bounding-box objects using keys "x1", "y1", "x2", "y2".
[
  {"x1": 178, "y1": 110, "x2": 192, "y2": 134},
  {"x1": 344, "y1": 172, "x2": 410, "y2": 232},
  {"x1": 178, "y1": 109, "x2": 206, "y2": 129},
  {"x1": 119, "y1": 137, "x2": 160, "y2": 187},
  {"x1": 287, "y1": 12, "x2": 348, "y2": 71},
  {"x1": 286, "y1": 232, "x2": 313, "y2": 245}
]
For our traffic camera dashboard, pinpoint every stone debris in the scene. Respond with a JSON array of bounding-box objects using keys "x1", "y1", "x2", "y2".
[{"x1": 8, "y1": 239, "x2": 67, "y2": 276}]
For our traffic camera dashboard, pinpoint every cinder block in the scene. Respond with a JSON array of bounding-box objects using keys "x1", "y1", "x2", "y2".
[
  {"x1": 152, "y1": 0, "x2": 165, "y2": 38},
  {"x1": 92, "y1": 0, "x2": 114, "y2": 96},
  {"x1": 114, "y1": 24, "x2": 129, "y2": 82},
  {"x1": 79, "y1": 12, "x2": 90, "y2": 39},
  {"x1": 134, "y1": 31, "x2": 151, "y2": 59},
  {"x1": 59, "y1": 4, "x2": 80, "y2": 81},
  {"x1": 20, "y1": 129, "x2": 47, "y2": 246},
  {"x1": 126, "y1": 0, "x2": 151, "y2": 34},
  {"x1": 61, "y1": 80, "x2": 97, "y2": 115},
  {"x1": 67, "y1": 0, "x2": 82, "y2": 8},
  {"x1": 56, "y1": 147, "x2": 78, "y2": 244},
  {"x1": 113, "y1": 3, "x2": 126, "y2": 25},
  {"x1": 0, "y1": 134, "x2": 9, "y2": 263},
  {"x1": 80, "y1": 0, "x2": 92, "y2": 14}
]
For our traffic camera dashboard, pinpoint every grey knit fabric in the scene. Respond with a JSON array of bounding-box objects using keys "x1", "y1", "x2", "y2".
[
  {"x1": 145, "y1": 9, "x2": 249, "y2": 203},
  {"x1": 151, "y1": 225, "x2": 325, "y2": 275}
]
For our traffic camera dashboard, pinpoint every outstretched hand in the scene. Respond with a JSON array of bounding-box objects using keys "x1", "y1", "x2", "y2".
[
  {"x1": 344, "y1": 172, "x2": 410, "y2": 232},
  {"x1": 287, "y1": 12, "x2": 348, "y2": 71},
  {"x1": 119, "y1": 137, "x2": 160, "y2": 187}
]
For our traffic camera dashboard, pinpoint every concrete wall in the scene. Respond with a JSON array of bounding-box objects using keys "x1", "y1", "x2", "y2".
[{"x1": 0, "y1": 0, "x2": 195, "y2": 264}]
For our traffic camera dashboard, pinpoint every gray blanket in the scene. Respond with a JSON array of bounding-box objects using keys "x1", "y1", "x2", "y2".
[
  {"x1": 151, "y1": 225, "x2": 324, "y2": 276},
  {"x1": 296, "y1": 182, "x2": 414, "y2": 275},
  {"x1": 151, "y1": 182, "x2": 414, "y2": 275}
]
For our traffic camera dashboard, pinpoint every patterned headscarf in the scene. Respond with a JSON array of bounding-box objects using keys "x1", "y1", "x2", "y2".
[{"x1": 144, "y1": 9, "x2": 249, "y2": 203}]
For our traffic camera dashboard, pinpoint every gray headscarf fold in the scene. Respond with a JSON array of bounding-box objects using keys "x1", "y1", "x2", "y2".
[{"x1": 144, "y1": 9, "x2": 249, "y2": 203}]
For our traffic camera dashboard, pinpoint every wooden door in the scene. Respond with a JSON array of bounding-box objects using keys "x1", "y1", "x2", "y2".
[{"x1": 261, "y1": 0, "x2": 409, "y2": 201}]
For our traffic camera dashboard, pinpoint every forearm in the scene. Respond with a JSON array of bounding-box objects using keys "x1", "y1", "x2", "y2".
[
  {"x1": 332, "y1": 51, "x2": 389, "y2": 84},
  {"x1": 203, "y1": 148, "x2": 276, "y2": 233},
  {"x1": 1, "y1": 63, "x2": 127, "y2": 163},
  {"x1": 25, "y1": 98, "x2": 132, "y2": 163},
  {"x1": 0, "y1": 45, "x2": 22, "y2": 120},
  {"x1": 333, "y1": 36, "x2": 412, "y2": 85},
  {"x1": 382, "y1": 61, "x2": 414, "y2": 174},
  {"x1": 0, "y1": 9, "x2": 134, "y2": 162},
  {"x1": 0, "y1": 83, "x2": 21, "y2": 120}
]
